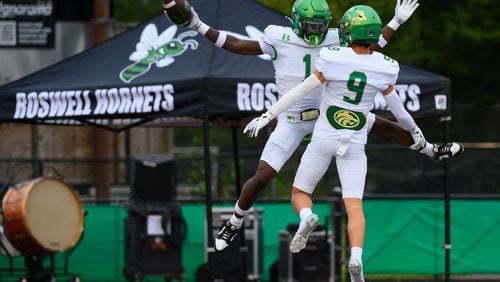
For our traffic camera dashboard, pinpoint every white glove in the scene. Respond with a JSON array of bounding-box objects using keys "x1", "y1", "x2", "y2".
[
  {"x1": 186, "y1": 7, "x2": 201, "y2": 30},
  {"x1": 409, "y1": 125, "x2": 426, "y2": 150},
  {"x1": 388, "y1": 0, "x2": 420, "y2": 30},
  {"x1": 243, "y1": 113, "x2": 272, "y2": 138}
]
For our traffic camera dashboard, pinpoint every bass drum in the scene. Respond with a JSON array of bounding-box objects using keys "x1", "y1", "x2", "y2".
[
  {"x1": 2, "y1": 177, "x2": 84, "y2": 257},
  {"x1": 0, "y1": 222, "x2": 21, "y2": 256}
]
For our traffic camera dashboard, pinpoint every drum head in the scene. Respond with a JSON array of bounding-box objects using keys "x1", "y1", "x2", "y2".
[{"x1": 25, "y1": 178, "x2": 83, "y2": 252}]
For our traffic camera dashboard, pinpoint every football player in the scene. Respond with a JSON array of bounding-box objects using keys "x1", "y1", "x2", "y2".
[
  {"x1": 167, "y1": 0, "x2": 463, "y2": 253},
  {"x1": 243, "y1": 5, "x2": 430, "y2": 281}
]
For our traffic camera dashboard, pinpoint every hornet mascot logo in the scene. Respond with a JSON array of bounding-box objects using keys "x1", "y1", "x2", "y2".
[{"x1": 120, "y1": 24, "x2": 198, "y2": 83}]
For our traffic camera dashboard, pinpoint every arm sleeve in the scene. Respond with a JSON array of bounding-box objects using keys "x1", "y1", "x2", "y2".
[
  {"x1": 266, "y1": 74, "x2": 323, "y2": 118},
  {"x1": 383, "y1": 89, "x2": 417, "y2": 131}
]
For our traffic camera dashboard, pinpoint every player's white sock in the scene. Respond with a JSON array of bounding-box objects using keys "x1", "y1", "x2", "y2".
[
  {"x1": 350, "y1": 247, "x2": 365, "y2": 282},
  {"x1": 351, "y1": 247, "x2": 363, "y2": 261},
  {"x1": 234, "y1": 201, "x2": 249, "y2": 217},
  {"x1": 297, "y1": 208, "x2": 313, "y2": 233},
  {"x1": 229, "y1": 201, "x2": 248, "y2": 229},
  {"x1": 229, "y1": 215, "x2": 243, "y2": 229},
  {"x1": 420, "y1": 142, "x2": 435, "y2": 158}
]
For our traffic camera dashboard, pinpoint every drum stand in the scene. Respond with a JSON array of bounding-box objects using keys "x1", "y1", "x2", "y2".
[
  {"x1": 0, "y1": 245, "x2": 82, "y2": 282},
  {"x1": 0, "y1": 238, "x2": 24, "y2": 277},
  {"x1": 0, "y1": 220, "x2": 85, "y2": 282}
]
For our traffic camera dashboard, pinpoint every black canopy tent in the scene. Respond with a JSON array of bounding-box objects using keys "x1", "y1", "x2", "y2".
[{"x1": 0, "y1": 0, "x2": 452, "y2": 279}]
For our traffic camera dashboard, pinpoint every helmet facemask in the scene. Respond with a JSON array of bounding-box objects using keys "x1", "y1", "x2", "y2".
[{"x1": 291, "y1": 0, "x2": 332, "y2": 46}]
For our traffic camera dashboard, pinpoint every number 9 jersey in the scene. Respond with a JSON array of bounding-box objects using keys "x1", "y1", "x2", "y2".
[{"x1": 314, "y1": 46, "x2": 399, "y2": 144}]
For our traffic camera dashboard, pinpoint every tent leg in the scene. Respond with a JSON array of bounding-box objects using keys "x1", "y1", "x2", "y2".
[
  {"x1": 442, "y1": 117, "x2": 451, "y2": 281},
  {"x1": 125, "y1": 129, "x2": 132, "y2": 185},
  {"x1": 31, "y1": 124, "x2": 42, "y2": 178},
  {"x1": 232, "y1": 127, "x2": 242, "y2": 196},
  {"x1": 203, "y1": 116, "x2": 215, "y2": 280},
  {"x1": 231, "y1": 127, "x2": 248, "y2": 279}
]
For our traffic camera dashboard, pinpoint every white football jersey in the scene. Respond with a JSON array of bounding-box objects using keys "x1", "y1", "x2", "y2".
[
  {"x1": 259, "y1": 25, "x2": 340, "y2": 113},
  {"x1": 314, "y1": 46, "x2": 399, "y2": 144}
]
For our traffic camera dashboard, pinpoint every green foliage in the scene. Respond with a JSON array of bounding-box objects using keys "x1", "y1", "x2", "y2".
[
  {"x1": 114, "y1": 0, "x2": 159, "y2": 22},
  {"x1": 259, "y1": 0, "x2": 499, "y2": 105}
]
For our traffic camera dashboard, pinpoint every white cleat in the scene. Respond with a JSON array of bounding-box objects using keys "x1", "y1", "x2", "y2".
[
  {"x1": 432, "y1": 142, "x2": 464, "y2": 161},
  {"x1": 289, "y1": 214, "x2": 319, "y2": 253},
  {"x1": 349, "y1": 258, "x2": 365, "y2": 282},
  {"x1": 214, "y1": 221, "x2": 239, "y2": 252}
]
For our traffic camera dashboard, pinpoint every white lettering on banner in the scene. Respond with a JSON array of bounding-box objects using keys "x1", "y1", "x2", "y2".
[
  {"x1": 237, "y1": 82, "x2": 278, "y2": 111},
  {"x1": 237, "y1": 83, "x2": 251, "y2": 110},
  {"x1": 27, "y1": 92, "x2": 38, "y2": 118},
  {"x1": 405, "y1": 84, "x2": 421, "y2": 112},
  {"x1": 371, "y1": 84, "x2": 422, "y2": 112},
  {"x1": 162, "y1": 84, "x2": 175, "y2": 111},
  {"x1": 264, "y1": 83, "x2": 277, "y2": 109},
  {"x1": 38, "y1": 92, "x2": 49, "y2": 117},
  {"x1": 130, "y1": 87, "x2": 144, "y2": 113},
  {"x1": 0, "y1": 3, "x2": 53, "y2": 18},
  {"x1": 13, "y1": 84, "x2": 175, "y2": 119},
  {"x1": 251, "y1": 83, "x2": 265, "y2": 111},
  {"x1": 65, "y1": 91, "x2": 76, "y2": 116},
  {"x1": 107, "y1": 88, "x2": 120, "y2": 114},
  {"x1": 94, "y1": 89, "x2": 107, "y2": 115},
  {"x1": 118, "y1": 88, "x2": 132, "y2": 114}
]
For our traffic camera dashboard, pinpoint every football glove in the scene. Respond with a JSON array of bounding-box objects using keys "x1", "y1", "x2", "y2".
[
  {"x1": 243, "y1": 113, "x2": 272, "y2": 138},
  {"x1": 394, "y1": 0, "x2": 420, "y2": 25},
  {"x1": 187, "y1": 7, "x2": 201, "y2": 30},
  {"x1": 388, "y1": 0, "x2": 420, "y2": 30}
]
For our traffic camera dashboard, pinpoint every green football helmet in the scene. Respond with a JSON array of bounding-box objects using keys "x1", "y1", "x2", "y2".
[
  {"x1": 338, "y1": 5, "x2": 382, "y2": 47},
  {"x1": 291, "y1": 0, "x2": 332, "y2": 46}
]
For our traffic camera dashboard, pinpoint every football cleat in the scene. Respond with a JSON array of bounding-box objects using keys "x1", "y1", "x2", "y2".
[
  {"x1": 214, "y1": 221, "x2": 239, "y2": 252},
  {"x1": 432, "y1": 142, "x2": 464, "y2": 161},
  {"x1": 289, "y1": 213, "x2": 319, "y2": 253},
  {"x1": 349, "y1": 258, "x2": 365, "y2": 282}
]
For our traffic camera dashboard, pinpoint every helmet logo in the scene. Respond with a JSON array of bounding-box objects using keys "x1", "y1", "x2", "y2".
[
  {"x1": 352, "y1": 11, "x2": 367, "y2": 24},
  {"x1": 339, "y1": 5, "x2": 382, "y2": 46}
]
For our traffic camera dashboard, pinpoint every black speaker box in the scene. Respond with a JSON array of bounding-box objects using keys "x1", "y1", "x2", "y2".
[
  {"x1": 278, "y1": 225, "x2": 334, "y2": 282},
  {"x1": 203, "y1": 208, "x2": 263, "y2": 281},
  {"x1": 130, "y1": 154, "x2": 176, "y2": 206},
  {"x1": 123, "y1": 205, "x2": 186, "y2": 280}
]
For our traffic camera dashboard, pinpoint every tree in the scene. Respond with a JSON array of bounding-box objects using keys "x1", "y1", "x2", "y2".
[{"x1": 259, "y1": 0, "x2": 499, "y2": 105}]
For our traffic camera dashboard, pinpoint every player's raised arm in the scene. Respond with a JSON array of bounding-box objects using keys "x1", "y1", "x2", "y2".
[
  {"x1": 164, "y1": 4, "x2": 264, "y2": 55},
  {"x1": 243, "y1": 70, "x2": 326, "y2": 138},
  {"x1": 370, "y1": 0, "x2": 420, "y2": 51}
]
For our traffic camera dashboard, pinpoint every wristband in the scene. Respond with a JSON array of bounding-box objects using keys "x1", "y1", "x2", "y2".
[
  {"x1": 215, "y1": 32, "x2": 227, "y2": 48},
  {"x1": 387, "y1": 18, "x2": 400, "y2": 31},
  {"x1": 197, "y1": 22, "x2": 210, "y2": 35},
  {"x1": 377, "y1": 36, "x2": 388, "y2": 48}
]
